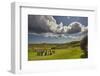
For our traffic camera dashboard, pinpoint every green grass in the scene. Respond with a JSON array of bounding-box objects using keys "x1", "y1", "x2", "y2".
[{"x1": 28, "y1": 41, "x2": 85, "y2": 61}]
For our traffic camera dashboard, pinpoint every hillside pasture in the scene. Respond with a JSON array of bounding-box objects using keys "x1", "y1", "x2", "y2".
[{"x1": 28, "y1": 41, "x2": 84, "y2": 61}]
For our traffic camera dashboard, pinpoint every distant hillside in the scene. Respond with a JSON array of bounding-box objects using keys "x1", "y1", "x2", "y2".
[{"x1": 28, "y1": 41, "x2": 80, "y2": 50}]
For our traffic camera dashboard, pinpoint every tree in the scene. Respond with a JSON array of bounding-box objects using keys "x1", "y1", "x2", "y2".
[{"x1": 80, "y1": 35, "x2": 88, "y2": 58}]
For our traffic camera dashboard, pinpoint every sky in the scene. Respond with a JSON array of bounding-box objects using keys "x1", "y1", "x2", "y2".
[{"x1": 28, "y1": 15, "x2": 88, "y2": 44}]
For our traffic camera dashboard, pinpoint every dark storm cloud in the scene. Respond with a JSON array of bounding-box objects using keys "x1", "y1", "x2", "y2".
[{"x1": 28, "y1": 15, "x2": 52, "y2": 33}]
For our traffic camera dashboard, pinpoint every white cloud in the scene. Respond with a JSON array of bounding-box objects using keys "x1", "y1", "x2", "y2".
[{"x1": 28, "y1": 15, "x2": 87, "y2": 39}]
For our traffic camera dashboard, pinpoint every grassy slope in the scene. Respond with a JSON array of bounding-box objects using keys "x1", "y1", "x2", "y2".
[{"x1": 28, "y1": 41, "x2": 84, "y2": 61}]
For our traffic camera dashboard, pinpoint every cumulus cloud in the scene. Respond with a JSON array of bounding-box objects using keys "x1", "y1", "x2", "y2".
[
  {"x1": 67, "y1": 22, "x2": 82, "y2": 34},
  {"x1": 28, "y1": 15, "x2": 87, "y2": 38}
]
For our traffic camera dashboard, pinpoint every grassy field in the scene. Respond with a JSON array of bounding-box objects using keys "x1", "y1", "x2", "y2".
[{"x1": 28, "y1": 41, "x2": 85, "y2": 61}]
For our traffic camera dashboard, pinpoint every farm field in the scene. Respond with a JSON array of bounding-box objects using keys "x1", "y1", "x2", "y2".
[{"x1": 28, "y1": 41, "x2": 85, "y2": 61}]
